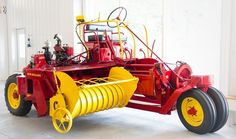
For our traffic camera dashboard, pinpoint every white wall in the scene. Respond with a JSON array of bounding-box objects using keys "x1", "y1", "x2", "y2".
[
  {"x1": 73, "y1": 0, "x2": 83, "y2": 54},
  {"x1": 0, "y1": 0, "x2": 8, "y2": 80},
  {"x1": 220, "y1": 0, "x2": 231, "y2": 97},
  {"x1": 221, "y1": 0, "x2": 236, "y2": 125},
  {"x1": 228, "y1": 0, "x2": 236, "y2": 97},
  {"x1": 6, "y1": 0, "x2": 75, "y2": 74},
  {"x1": 163, "y1": 0, "x2": 222, "y2": 88}
]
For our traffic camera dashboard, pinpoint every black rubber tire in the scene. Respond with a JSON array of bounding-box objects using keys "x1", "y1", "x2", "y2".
[
  {"x1": 5, "y1": 74, "x2": 32, "y2": 116},
  {"x1": 177, "y1": 88, "x2": 217, "y2": 134},
  {"x1": 207, "y1": 87, "x2": 229, "y2": 132}
]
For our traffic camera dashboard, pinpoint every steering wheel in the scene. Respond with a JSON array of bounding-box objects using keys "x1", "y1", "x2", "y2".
[{"x1": 107, "y1": 7, "x2": 127, "y2": 28}]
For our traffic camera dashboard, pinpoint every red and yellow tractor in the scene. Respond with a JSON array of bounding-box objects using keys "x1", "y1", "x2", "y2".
[{"x1": 5, "y1": 7, "x2": 228, "y2": 134}]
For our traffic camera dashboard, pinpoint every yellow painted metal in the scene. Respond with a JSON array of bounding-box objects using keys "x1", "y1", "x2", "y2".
[
  {"x1": 81, "y1": 19, "x2": 119, "y2": 24},
  {"x1": 7, "y1": 83, "x2": 21, "y2": 109},
  {"x1": 143, "y1": 24, "x2": 149, "y2": 58},
  {"x1": 87, "y1": 88, "x2": 98, "y2": 113},
  {"x1": 113, "y1": 84, "x2": 123, "y2": 107},
  {"x1": 116, "y1": 20, "x2": 124, "y2": 59},
  {"x1": 120, "y1": 25, "x2": 136, "y2": 58},
  {"x1": 102, "y1": 86, "x2": 113, "y2": 109},
  {"x1": 79, "y1": 24, "x2": 84, "y2": 40},
  {"x1": 49, "y1": 94, "x2": 66, "y2": 117},
  {"x1": 50, "y1": 67, "x2": 138, "y2": 133},
  {"x1": 75, "y1": 23, "x2": 90, "y2": 59},
  {"x1": 52, "y1": 70, "x2": 81, "y2": 118},
  {"x1": 108, "y1": 67, "x2": 138, "y2": 101},
  {"x1": 107, "y1": 85, "x2": 119, "y2": 108},
  {"x1": 83, "y1": 89, "x2": 93, "y2": 114},
  {"x1": 76, "y1": 15, "x2": 85, "y2": 22},
  {"x1": 91, "y1": 87, "x2": 103, "y2": 113},
  {"x1": 130, "y1": 32, "x2": 136, "y2": 58},
  {"x1": 99, "y1": 86, "x2": 109, "y2": 110},
  {"x1": 53, "y1": 68, "x2": 60, "y2": 92},
  {"x1": 78, "y1": 91, "x2": 87, "y2": 116},
  {"x1": 181, "y1": 97, "x2": 204, "y2": 127},
  {"x1": 76, "y1": 16, "x2": 151, "y2": 59},
  {"x1": 78, "y1": 19, "x2": 124, "y2": 59},
  {"x1": 52, "y1": 107, "x2": 72, "y2": 134}
]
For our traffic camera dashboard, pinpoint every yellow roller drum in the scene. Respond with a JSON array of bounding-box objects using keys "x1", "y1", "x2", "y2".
[{"x1": 50, "y1": 67, "x2": 139, "y2": 133}]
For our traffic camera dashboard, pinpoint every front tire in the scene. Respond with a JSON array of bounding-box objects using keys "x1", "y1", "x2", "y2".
[
  {"x1": 177, "y1": 88, "x2": 216, "y2": 134},
  {"x1": 5, "y1": 74, "x2": 32, "y2": 116}
]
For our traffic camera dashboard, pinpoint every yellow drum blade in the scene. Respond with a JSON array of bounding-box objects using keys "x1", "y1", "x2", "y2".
[
  {"x1": 87, "y1": 88, "x2": 98, "y2": 113},
  {"x1": 83, "y1": 89, "x2": 93, "y2": 114},
  {"x1": 91, "y1": 87, "x2": 104, "y2": 112},
  {"x1": 102, "y1": 86, "x2": 114, "y2": 109},
  {"x1": 78, "y1": 91, "x2": 87, "y2": 117},
  {"x1": 97, "y1": 86, "x2": 109, "y2": 110},
  {"x1": 112, "y1": 84, "x2": 124, "y2": 107}
]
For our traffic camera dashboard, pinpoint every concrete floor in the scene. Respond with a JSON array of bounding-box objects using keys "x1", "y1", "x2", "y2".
[{"x1": 0, "y1": 81, "x2": 236, "y2": 139}]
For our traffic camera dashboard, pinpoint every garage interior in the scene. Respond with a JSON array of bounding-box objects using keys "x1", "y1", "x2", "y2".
[{"x1": 0, "y1": 0, "x2": 236, "y2": 138}]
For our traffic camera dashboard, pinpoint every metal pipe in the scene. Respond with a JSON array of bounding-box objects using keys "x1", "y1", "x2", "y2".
[
  {"x1": 123, "y1": 24, "x2": 173, "y2": 71},
  {"x1": 151, "y1": 40, "x2": 156, "y2": 58},
  {"x1": 143, "y1": 24, "x2": 149, "y2": 57}
]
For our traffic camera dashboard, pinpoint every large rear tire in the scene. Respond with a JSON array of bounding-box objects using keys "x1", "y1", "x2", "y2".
[
  {"x1": 5, "y1": 74, "x2": 32, "y2": 116},
  {"x1": 207, "y1": 87, "x2": 229, "y2": 132},
  {"x1": 177, "y1": 88, "x2": 216, "y2": 134}
]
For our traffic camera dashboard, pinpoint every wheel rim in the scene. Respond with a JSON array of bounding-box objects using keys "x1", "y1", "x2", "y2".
[
  {"x1": 52, "y1": 108, "x2": 73, "y2": 133},
  {"x1": 181, "y1": 97, "x2": 204, "y2": 127},
  {"x1": 7, "y1": 83, "x2": 21, "y2": 109}
]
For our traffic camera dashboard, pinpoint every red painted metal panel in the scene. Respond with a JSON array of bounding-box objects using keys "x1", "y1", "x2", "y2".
[
  {"x1": 33, "y1": 80, "x2": 48, "y2": 117},
  {"x1": 54, "y1": 62, "x2": 116, "y2": 72},
  {"x1": 133, "y1": 73, "x2": 155, "y2": 96},
  {"x1": 17, "y1": 76, "x2": 27, "y2": 96}
]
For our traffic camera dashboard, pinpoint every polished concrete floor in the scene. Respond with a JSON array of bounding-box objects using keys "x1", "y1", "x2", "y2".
[{"x1": 0, "y1": 81, "x2": 236, "y2": 139}]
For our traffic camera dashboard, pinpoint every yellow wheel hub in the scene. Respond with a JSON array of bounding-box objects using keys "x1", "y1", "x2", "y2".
[
  {"x1": 52, "y1": 108, "x2": 73, "y2": 134},
  {"x1": 181, "y1": 97, "x2": 204, "y2": 127},
  {"x1": 7, "y1": 83, "x2": 21, "y2": 109}
]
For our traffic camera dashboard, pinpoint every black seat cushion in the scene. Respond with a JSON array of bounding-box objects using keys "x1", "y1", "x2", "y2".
[
  {"x1": 85, "y1": 24, "x2": 113, "y2": 32},
  {"x1": 88, "y1": 35, "x2": 105, "y2": 42}
]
